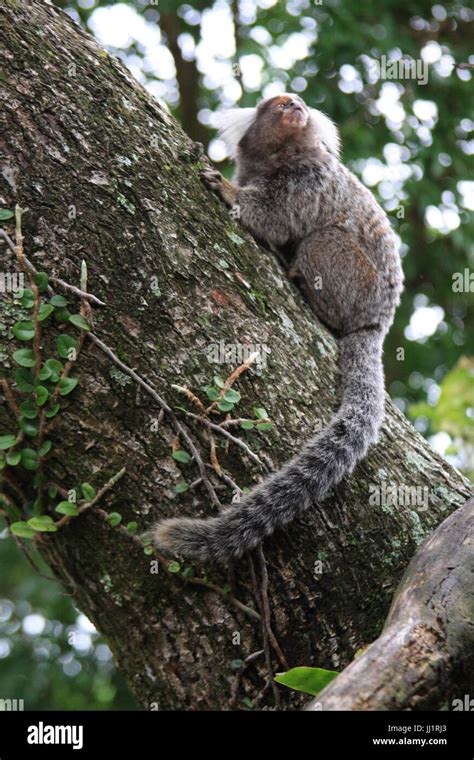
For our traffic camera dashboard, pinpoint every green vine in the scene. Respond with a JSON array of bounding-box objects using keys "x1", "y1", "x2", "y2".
[
  {"x1": 0, "y1": 206, "x2": 123, "y2": 540},
  {"x1": 0, "y1": 206, "x2": 286, "y2": 709}
]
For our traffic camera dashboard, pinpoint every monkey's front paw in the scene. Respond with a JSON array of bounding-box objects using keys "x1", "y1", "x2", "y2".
[{"x1": 200, "y1": 168, "x2": 224, "y2": 192}]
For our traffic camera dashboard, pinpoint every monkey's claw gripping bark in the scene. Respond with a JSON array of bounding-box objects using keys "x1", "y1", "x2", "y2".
[{"x1": 200, "y1": 168, "x2": 223, "y2": 191}]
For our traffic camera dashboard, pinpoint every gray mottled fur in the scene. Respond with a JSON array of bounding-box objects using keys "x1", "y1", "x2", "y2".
[{"x1": 154, "y1": 94, "x2": 404, "y2": 563}]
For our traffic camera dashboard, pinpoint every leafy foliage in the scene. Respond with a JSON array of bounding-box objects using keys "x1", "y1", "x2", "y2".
[{"x1": 410, "y1": 356, "x2": 474, "y2": 479}]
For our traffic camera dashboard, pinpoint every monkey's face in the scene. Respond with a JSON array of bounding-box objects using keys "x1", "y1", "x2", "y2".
[
  {"x1": 235, "y1": 93, "x2": 318, "y2": 161},
  {"x1": 260, "y1": 94, "x2": 310, "y2": 134}
]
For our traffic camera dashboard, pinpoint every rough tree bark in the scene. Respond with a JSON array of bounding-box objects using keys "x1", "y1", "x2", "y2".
[{"x1": 0, "y1": 0, "x2": 471, "y2": 710}]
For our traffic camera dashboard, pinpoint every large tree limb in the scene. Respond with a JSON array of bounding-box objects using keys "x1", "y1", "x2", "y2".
[{"x1": 307, "y1": 496, "x2": 474, "y2": 711}]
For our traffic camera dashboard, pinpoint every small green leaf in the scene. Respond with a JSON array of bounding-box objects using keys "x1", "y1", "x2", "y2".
[
  {"x1": 56, "y1": 334, "x2": 77, "y2": 359},
  {"x1": 12, "y1": 321, "x2": 35, "y2": 341},
  {"x1": 55, "y1": 501, "x2": 79, "y2": 516},
  {"x1": 217, "y1": 400, "x2": 234, "y2": 412},
  {"x1": 223, "y1": 389, "x2": 241, "y2": 403},
  {"x1": 256, "y1": 422, "x2": 273, "y2": 432},
  {"x1": 204, "y1": 385, "x2": 219, "y2": 401},
  {"x1": 0, "y1": 435, "x2": 16, "y2": 450},
  {"x1": 172, "y1": 450, "x2": 191, "y2": 464},
  {"x1": 144, "y1": 546, "x2": 154, "y2": 555},
  {"x1": 19, "y1": 289, "x2": 35, "y2": 309},
  {"x1": 167, "y1": 561, "x2": 181, "y2": 573},
  {"x1": 53, "y1": 308, "x2": 71, "y2": 323},
  {"x1": 0, "y1": 433, "x2": 16, "y2": 451},
  {"x1": 241, "y1": 420, "x2": 254, "y2": 430},
  {"x1": 34, "y1": 272, "x2": 49, "y2": 292},
  {"x1": 274, "y1": 667, "x2": 339, "y2": 696},
  {"x1": 27, "y1": 515, "x2": 58, "y2": 533},
  {"x1": 253, "y1": 407, "x2": 269, "y2": 420},
  {"x1": 38, "y1": 364, "x2": 52, "y2": 380},
  {"x1": 19, "y1": 400, "x2": 38, "y2": 419},
  {"x1": 50, "y1": 295, "x2": 68, "y2": 308},
  {"x1": 108, "y1": 512, "x2": 122, "y2": 527},
  {"x1": 21, "y1": 448, "x2": 38, "y2": 470},
  {"x1": 45, "y1": 403, "x2": 60, "y2": 418},
  {"x1": 14, "y1": 368, "x2": 35, "y2": 392},
  {"x1": 213, "y1": 376, "x2": 225, "y2": 389},
  {"x1": 6, "y1": 451, "x2": 21, "y2": 466},
  {"x1": 39, "y1": 440, "x2": 52, "y2": 457},
  {"x1": 173, "y1": 481, "x2": 189, "y2": 493},
  {"x1": 69, "y1": 313, "x2": 90, "y2": 331},
  {"x1": 126, "y1": 521, "x2": 138, "y2": 534},
  {"x1": 10, "y1": 521, "x2": 35, "y2": 539},
  {"x1": 58, "y1": 377, "x2": 78, "y2": 396},
  {"x1": 47, "y1": 486, "x2": 58, "y2": 499},
  {"x1": 13, "y1": 348, "x2": 35, "y2": 367},
  {"x1": 81, "y1": 483, "x2": 96, "y2": 501},
  {"x1": 35, "y1": 386, "x2": 49, "y2": 406},
  {"x1": 19, "y1": 417, "x2": 39, "y2": 437},
  {"x1": 182, "y1": 566, "x2": 195, "y2": 578},
  {"x1": 230, "y1": 659, "x2": 244, "y2": 670},
  {"x1": 38, "y1": 303, "x2": 54, "y2": 321},
  {"x1": 44, "y1": 358, "x2": 63, "y2": 382},
  {"x1": 241, "y1": 697, "x2": 254, "y2": 710},
  {"x1": 0, "y1": 209, "x2": 14, "y2": 220}
]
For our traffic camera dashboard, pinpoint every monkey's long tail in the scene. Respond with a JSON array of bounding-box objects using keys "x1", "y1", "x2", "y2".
[{"x1": 153, "y1": 327, "x2": 386, "y2": 563}]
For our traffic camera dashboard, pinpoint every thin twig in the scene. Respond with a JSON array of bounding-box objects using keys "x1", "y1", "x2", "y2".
[
  {"x1": 256, "y1": 545, "x2": 289, "y2": 671},
  {"x1": 0, "y1": 378, "x2": 20, "y2": 417},
  {"x1": 248, "y1": 554, "x2": 280, "y2": 707},
  {"x1": 171, "y1": 384, "x2": 206, "y2": 414},
  {"x1": 49, "y1": 275, "x2": 106, "y2": 306},
  {"x1": 185, "y1": 411, "x2": 267, "y2": 469},
  {"x1": 187, "y1": 576, "x2": 260, "y2": 621},
  {"x1": 205, "y1": 464, "x2": 243, "y2": 497},
  {"x1": 218, "y1": 418, "x2": 255, "y2": 428},
  {"x1": 209, "y1": 432, "x2": 221, "y2": 476},
  {"x1": 52, "y1": 467, "x2": 127, "y2": 530},
  {"x1": 14, "y1": 537, "x2": 56, "y2": 582},
  {"x1": 230, "y1": 649, "x2": 264, "y2": 709},
  {"x1": 0, "y1": 229, "x2": 17, "y2": 255},
  {"x1": 254, "y1": 678, "x2": 275, "y2": 707}
]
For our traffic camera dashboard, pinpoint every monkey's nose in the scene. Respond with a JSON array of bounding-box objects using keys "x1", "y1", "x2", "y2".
[{"x1": 286, "y1": 99, "x2": 304, "y2": 113}]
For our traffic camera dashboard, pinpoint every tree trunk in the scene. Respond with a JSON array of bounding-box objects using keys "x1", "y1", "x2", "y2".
[{"x1": 0, "y1": 0, "x2": 471, "y2": 711}]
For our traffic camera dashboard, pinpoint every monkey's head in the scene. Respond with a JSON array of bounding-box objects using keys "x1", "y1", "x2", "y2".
[
  {"x1": 217, "y1": 93, "x2": 340, "y2": 163},
  {"x1": 257, "y1": 94, "x2": 310, "y2": 133}
]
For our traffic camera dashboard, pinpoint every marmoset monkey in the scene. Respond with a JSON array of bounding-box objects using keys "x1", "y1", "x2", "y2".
[{"x1": 154, "y1": 93, "x2": 404, "y2": 563}]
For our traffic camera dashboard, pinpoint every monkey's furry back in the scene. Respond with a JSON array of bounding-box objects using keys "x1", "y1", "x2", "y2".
[{"x1": 154, "y1": 96, "x2": 404, "y2": 563}]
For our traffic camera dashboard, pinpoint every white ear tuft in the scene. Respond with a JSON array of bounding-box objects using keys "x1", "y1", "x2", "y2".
[
  {"x1": 310, "y1": 109, "x2": 341, "y2": 158},
  {"x1": 215, "y1": 107, "x2": 257, "y2": 158}
]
